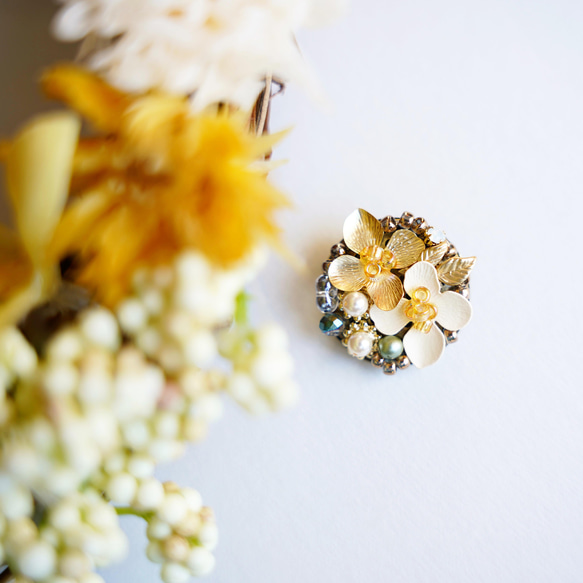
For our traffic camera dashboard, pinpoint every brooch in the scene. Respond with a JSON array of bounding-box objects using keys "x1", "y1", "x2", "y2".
[{"x1": 316, "y1": 209, "x2": 476, "y2": 373}]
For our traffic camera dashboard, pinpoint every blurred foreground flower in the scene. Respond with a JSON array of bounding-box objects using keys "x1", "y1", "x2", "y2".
[
  {"x1": 0, "y1": 64, "x2": 296, "y2": 583},
  {"x1": 53, "y1": 0, "x2": 348, "y2": 110},
  {"x1": 43, "y1": 65, "x2": 289, "y2": 307},
  {"x1": 0, "y1": 0, "x2": 345, "y2": 574}
]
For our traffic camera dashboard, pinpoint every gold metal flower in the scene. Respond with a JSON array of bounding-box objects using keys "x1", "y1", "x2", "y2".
[{"x1": 328, "y1": 209, "x2": 425, "y2": 311}]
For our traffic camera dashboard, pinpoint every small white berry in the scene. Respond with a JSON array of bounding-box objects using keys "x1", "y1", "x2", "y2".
[
  {"x1": 117, "y1": 298, "x2": 148, "y2": 333},
  {"x1": 181, "y1": 488, "x2": 203, "y2": 513},
  {"x1": 198, "y1": 522, "x2": 219, "y2": 551},
  {"x1": 161, "y1": 562, "x2": 190, "y2": 583},
  {"x1": 105, "y1": 473, "x2": 137, "y2": 505},
  {"x1": 187, "y1": 547, "x2": 216, "y2": 577},
  {"x1": 135, "y1": 478, "x2": 165, "y2": 510},
  {"x1": 147, "y1": 518, "x2": 172, "y2": 541},
  {"x1": 157, "y1": 493, "x2": 188, "y2": 526},
  {"x1": 79, "y1": 308, "x2": 120, "y2": 351},
  {"x1": 162, "y1": 534, "x2": 190, "y2": 562},
  {"x1": 146, "y1": 541, "x2": 165, "y2": 564},
  {"x1": 17, "y1": 540, "x2": 57, "y2": 580},
  {"x1": 58, "y1": 548, "x2": 92, "y2": 579}
]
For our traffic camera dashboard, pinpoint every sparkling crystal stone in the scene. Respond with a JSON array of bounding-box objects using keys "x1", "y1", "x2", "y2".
[
  {"x1": 316, "y1": 292, "x2": 339, "y2": 313},
  {"x1": 378, "y1": 335, "x2": 404, "y2": 360},
  {"x1": 330, "y1": 244, "x2": 346, "y2": 258},
  {"x1": 426, "y1": 227, "x2": 447, "y2": 244},
  {"x1": 319, "y1": 313, "x2": 345, "y2": 336},
  {"x1": 315, "y1": 274, "x2": 331, "y2": 293},
  {"x1": 399, "y1": 212, "x2": 414, "y2": 228}
]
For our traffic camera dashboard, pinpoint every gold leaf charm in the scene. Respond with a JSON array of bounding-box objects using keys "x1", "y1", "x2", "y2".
[
  {"x1": 420, "y1": 241, "x2": 448, "y2": 266},
  {"x1": 437, "y1": 256, "x2": 476, "y2": 285}
]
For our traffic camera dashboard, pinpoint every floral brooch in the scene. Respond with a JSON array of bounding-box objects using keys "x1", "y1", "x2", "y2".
[{"x1": 316, "y1": 209, "x2": 476, "y2": 373}]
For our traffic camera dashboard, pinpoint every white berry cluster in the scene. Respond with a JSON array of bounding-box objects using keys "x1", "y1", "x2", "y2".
[
  {"x1": 117, "y1": 250, "x2": 266, "y2": 374},
  {"x1": 0, "y1": 307, "x2": 165, "y2": 503},
  {"x1": 0, "y1": 327, "x2": 38, "y2": 427},
  {"x1": 0, "y1": 486, "x2": 126, "y2": 583},
  {"x1": 220, "y1": 322, "x2": 298, "y2": 415},
  {"x1": 145, "y1": 482, "x2": 217, "y2": 583},
  {"x1": 0, "y1": 249, "x2": 296, "y2": 581}
]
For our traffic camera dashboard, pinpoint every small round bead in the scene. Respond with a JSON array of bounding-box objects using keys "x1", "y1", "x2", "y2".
[
  {"x1": 342, "y1": 292, "x2": 369, "y2": 318},
  {"x1": 383, "y1": 361, "x2": 397, "y2": 375},
  {"x1": 371, "y1": 353, "x2": 384, "y2": 367},
  {"x1": 445, "y1": 330, "x2": 459, "y2": 344},
  {"x1": 346, "y1": 332, "x2": 374, "y2": 360},
  {"x1": 378, "y1": 336, "x2": 404, "y2": 360},
  {"x1": 396, "y1": 355, "x2": 411, "y2": 369},
  {"x1": 330, "y1": 244, "x2": 346, "y2": 257}
]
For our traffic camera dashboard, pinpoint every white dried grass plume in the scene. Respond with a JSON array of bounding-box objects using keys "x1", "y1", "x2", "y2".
[{"x1": 53, "y1": 0, "x2": 348, "y2": 110}]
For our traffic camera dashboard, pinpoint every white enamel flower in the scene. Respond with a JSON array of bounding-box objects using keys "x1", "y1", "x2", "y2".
[
  {"x1": 370, "y1": 262, "x2": 472, "y2": 369},
  {"x1": 52, "y1": 0, "x2": 347, "y2": 110}
]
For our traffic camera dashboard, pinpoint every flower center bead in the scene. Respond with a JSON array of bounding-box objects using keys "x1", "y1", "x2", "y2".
[
  {"x1": 360, "y1": 245, "x2": 394, "y2": 279},
  {"x1": 405, "y1": 287, "x2": 438, "y2": 334}
]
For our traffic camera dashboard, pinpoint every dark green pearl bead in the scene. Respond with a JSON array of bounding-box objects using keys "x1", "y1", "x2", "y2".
[{"x1": 378, "y1": 335, "x2": 403, "y2": 359}]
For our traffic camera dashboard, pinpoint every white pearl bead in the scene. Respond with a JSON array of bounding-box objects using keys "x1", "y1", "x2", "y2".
[
  {"x1": 347, "y1": 332, "x2": 374, "y2": 359},
  {"x1": 342, "y1": 292, "x2": 369, "y2": 317}
]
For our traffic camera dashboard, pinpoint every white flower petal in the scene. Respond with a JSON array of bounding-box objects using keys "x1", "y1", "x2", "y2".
[
  {"x1": 52, "y1": 0, "x2": 345, "y2": 110},
  {"x1": 434, "y1": 291, "x2": 472, "y2": 331},
  {"x1": 403, "y1": 261, "x2": 440, "y2": 298},
  {"x1": 370, "y1": 300, "x2": 409, "y2": 335},
  {"x1": 403, "y1": 325, "x2": 445, "y2": 369}
]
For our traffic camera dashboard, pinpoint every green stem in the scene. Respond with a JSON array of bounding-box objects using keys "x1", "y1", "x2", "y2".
[
  {"x1": 234, "y1": 290, "x2": 251, "y2": 327},
  {"x1": 115, "y1": 507, "x2": 153, "y2": 521}
]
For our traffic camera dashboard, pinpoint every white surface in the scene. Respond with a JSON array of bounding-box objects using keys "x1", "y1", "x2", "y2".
[{"x1": 2, "y1": 1, "x2": 583, "y2": 582}]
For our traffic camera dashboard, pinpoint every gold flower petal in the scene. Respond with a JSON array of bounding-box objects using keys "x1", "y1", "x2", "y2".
[
  {"x1": 328, "y1": 255, "x2": 367, "y2": 292},
  {"x1": 343, "y1": 209, "x2": 384, "y2": 254},
  {"x1": 387, "y1": 229, "x2": 425, "y2": 269},
  {"x1": 367, "y1": 272, "x2": 403, "y2": 311}
]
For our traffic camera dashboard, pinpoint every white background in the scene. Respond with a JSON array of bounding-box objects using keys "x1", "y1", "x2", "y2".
[{"x1": 2, "y1": 1, "x2": 583, "y2": 582}]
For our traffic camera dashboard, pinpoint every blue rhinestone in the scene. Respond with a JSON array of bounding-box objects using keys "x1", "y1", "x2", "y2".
[
  {"x1": 315, "y1": 274, "x2": 332, "y2": 292},
  {"x1": 319, "y1": 313, "x2": 345, "y2": 336},
  {"x1": 316, "y1": 293, "x2": 339, "y2": 313}
]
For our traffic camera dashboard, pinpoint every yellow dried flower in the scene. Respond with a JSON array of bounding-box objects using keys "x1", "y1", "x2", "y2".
[
  {"x1": 0, "y1": 112, "x2": 80, "y2": 327},
  {"x1": 43, "y1": 65, "x2": 289, "y2": 307}
]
